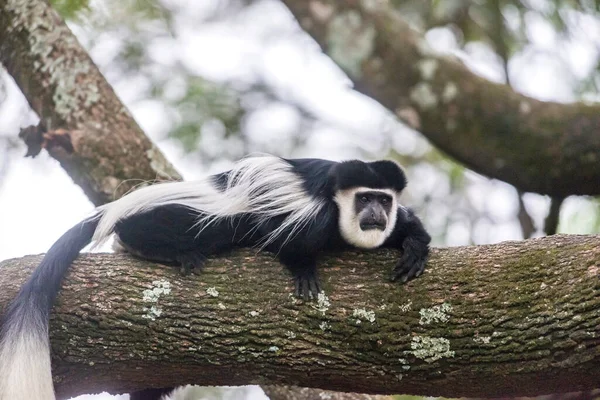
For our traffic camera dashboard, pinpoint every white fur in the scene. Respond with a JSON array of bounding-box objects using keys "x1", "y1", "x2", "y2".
[
  {"x1": 161, "y1": 385, "x2": 263, "y2": 400},
  {"x1": 93, "y1": 155, "x2": 325, "y2": 248},
  {"x1": 334, "y1": 187, "x2": 399, "y2": 249},
  {"x1": 0, "y1": 310, "x2": 55, "y2": 400}
]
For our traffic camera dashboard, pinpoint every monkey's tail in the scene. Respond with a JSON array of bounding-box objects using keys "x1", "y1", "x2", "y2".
[{"x1": 0, "y1": 214, "x2": 101, "y2": 400}]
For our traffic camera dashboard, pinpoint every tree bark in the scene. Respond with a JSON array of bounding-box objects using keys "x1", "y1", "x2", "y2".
[
  {"x1": 0, "y1": 0, "x2": 180, "y2": 205},
  {"x1": 1, "y1": 235, "x2": 598, "y2": 399},
  {"x1": 280, "y1": 0, "x2": 600, "y2": 197},
  {"x1": 261, "y1": 385, "x2": 393, "y2": 400}
]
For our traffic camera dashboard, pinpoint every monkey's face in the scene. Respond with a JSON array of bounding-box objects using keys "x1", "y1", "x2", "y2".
[
  {"x1": 334, "y1": 187, "x2": 398, "y2": 249},
  {"x1": 355, "y1": 191, "x2": 393, "y2": 231}
]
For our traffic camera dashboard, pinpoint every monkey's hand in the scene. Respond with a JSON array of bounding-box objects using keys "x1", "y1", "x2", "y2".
[
  {"x1": 293, "y1": 271, "x2": 321, "y2": 301},
  {"x1": 390, "y1": 254, "x2": 426, "y2": 283},
  {"x1": 177, "y1": 252, "x2": 207, "y2": 276},
  {"x1": 390, "y1": 237, "x2": 428, "y2": 283}
]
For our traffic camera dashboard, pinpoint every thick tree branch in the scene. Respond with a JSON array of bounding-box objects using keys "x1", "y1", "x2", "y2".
[
  {"x1": 261, "y1": 385, "x2": 393, "y2": 400},
  {"x1": 1, "y1": 235, "x2": 598, "y2": 399},
  {"x1": 0, "y1": 0, "x2": 181, "y2": 205},
  {"x1": 280, "y1": 0, "x2": 600, "y2": 197}
]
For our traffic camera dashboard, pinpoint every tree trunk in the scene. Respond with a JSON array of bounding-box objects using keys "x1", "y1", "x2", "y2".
[
  {"x1": 1, "y1": 234, "x2": 598, "y2": 399},
  {"x1": 0, "y1": 0, "x2": 180, "y2": 205},
  {"x1": 280, "y1": 0, "x2": 600, "y2": 197}
]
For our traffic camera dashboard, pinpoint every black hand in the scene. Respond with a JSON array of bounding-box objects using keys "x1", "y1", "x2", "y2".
[
  {"x1": 391, "y1": 253, "x2": 426, "y2": 283},
  {"x1": 176, "y1": 252, "x2": 207, "y2": 276},
  {"x1": 293, "y1": 271, "x2": 321, "y2": 300}
]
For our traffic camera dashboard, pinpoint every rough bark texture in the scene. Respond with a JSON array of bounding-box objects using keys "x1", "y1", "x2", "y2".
[
  {"x1": 0, "y1": 0, "x2": 180, "y2": 205},
  {"x1": 280, "y1": 0, "x2": 600, "y2": 197},
  {"x1": 0, "y1": 235, "x2": 598, "y2": 399},
  {"x1": 261, "y1": 385, "x2": 393, "y2": 400}
]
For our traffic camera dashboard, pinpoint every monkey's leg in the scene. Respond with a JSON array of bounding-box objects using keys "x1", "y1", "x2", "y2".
[
  {"x1": 278, "y1": 252, "x2": 321, "y2": 300},
  {"x1": 129, "y1": 387, "x2": 173, "y2": 400},
  {"x1": 176, "y1": 251, "x2": 207, "y2": 276}
]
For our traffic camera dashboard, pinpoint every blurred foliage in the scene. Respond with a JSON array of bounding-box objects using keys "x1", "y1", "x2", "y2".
[
  {"x1": 166, "y1": 77, "x2": 243, "y2": 152},
  {"x1": 50, "y1": 0, "x2": 90, "y2": 20},
  {"x1": 392, "y1": 0, "x2": 600, "y2": 95},
  {"x1": 6, "y1": 0, "x2": 599, "y2": 242}
]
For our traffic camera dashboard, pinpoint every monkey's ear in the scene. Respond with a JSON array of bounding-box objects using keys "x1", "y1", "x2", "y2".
[{"x1": 368, "y1": 160, "x2": 407, "y2": 192}]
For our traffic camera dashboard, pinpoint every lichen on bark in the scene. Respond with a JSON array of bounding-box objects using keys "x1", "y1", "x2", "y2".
[{"x1": 0, "y1": 0, "x2": 180, "y2": 205}]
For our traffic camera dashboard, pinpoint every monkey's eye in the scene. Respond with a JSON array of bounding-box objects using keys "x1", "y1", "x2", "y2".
[
  {"x1": 360, "y1": 196, "x2": 369, "y2": 204},
  {"x1": 381, "y1": 198, "x2": 388, "y2": 205}
]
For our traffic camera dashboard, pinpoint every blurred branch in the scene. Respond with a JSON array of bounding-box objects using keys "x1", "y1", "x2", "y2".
[
  {"x1": 0, "y1": 0, "x2": 180, "y2": 205},
  {"x1": 280, "y1": 0, "x2": 600, "y2": 197},
  {"x1": 517, "y1": 190, "x2": 536, "y2": 239},
  {"x1": 1, "y1": 235, "x2": 599, "y2": 398},
  {"x1": 544, "y1": 196, "x2": 565, "y2": 235}
]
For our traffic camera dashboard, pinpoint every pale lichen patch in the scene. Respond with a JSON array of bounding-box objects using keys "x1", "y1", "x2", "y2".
[
  {"x1": 519, "y1": 100, "x2": 532, "y2": 114},
  {"x1": 319, "y1": 321, "x2": 331, "y2": 331},
  {"x1": 142, "y1": 280, "x2": 171, "y2": 320},
  {"x1": 6, "y1": 0, "x2": 101, "y2": 122},
  {"x1": 419, "y1": 303, "x2": 452, "y2": 325},
  {"x1": 146, "y1": 146, "x2": 177, "y2": 179},
  {"x1": 410, "y1": 336, "x2": 455, "y2": 363},
  {"x1": 353, "y1": 308, "x2": 376, "y2": 324},
  {"x1": 143, "y1": 280, "x2": 172, "y2": 302},
  {"x1": 399, "y1": 300, "x2": 413, "y2": 312},
  {"x1": 326, "y1": 10, "x2": 376, "y2": 78},
  {"x1": 313, "y1": 292, "x2": 331, "y2": 315},
  {"x1": 206, "y1": 287, "x2": 219, "y2": 297},
  {"x1": 410, "y1": 83, "x2": 438, "y2": 110},
  {"x1": 442, "y1": 82, "x2": 459, "y2": 103},
  {"x1": 417, "y1": 59, "x2": 438, "y2": 81},
  {"x1": 143, "y1": 305, "x2": 163, "y2": 320},
  {"x1": 473, "y1": 335, "x2": 492, "y2": 344}
]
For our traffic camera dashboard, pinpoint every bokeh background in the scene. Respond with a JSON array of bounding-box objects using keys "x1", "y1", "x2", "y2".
[{"x1": 1, "y1": 0, "x2": 599, "y2": 398}]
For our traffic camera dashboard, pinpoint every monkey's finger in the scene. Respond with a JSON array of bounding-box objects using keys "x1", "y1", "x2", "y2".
[
  {"x1": 308, "y1": 277, "x2": 321, "y2": 298},
  {"x1": 390, "y1": 258, "x2": 417, "y2": 282},
  {"x1": 301, "y1": 278, "x2": 310, "y2": 301},
  {"x1": 399, "y1": 262, "x2": 423, "y2": 283}
]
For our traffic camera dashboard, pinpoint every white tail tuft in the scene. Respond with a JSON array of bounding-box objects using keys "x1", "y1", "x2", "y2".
[{"x1": 0, "y1": 309, "x2": 55, "y2": 400}]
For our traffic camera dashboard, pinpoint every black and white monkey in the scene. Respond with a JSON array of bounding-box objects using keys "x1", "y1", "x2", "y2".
[{"x1": 0, "y1": 155, "x2": 430, "y2": 400}]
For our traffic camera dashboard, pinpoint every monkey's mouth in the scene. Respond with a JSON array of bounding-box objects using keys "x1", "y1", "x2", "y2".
[{"x1": 360, "y1": 222, "x2": 386, "y2": 231}]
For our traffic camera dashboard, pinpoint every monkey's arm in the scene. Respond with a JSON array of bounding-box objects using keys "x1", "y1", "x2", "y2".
[{"x1": 384, "y1": 207, "x2": 431, "y2": 283}]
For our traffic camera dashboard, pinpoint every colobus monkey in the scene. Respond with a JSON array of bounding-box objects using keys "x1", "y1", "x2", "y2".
[{"x1": 0, "y1": 155, "x2": 430, "y2": 400}]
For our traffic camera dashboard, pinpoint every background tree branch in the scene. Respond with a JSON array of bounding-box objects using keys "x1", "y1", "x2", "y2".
[
  {"x1": 0, "y1": 0, "x2": 180, "y2": 205},
  {"x1": 1, "y1": 235, "x2": 598, "y2": 399},
  {"x1": 280, "y1": 0, "x2": 600, "y2": 197}
]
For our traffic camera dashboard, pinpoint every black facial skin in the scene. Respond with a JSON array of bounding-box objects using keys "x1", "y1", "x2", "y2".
[{"x1": 355, "y1": 191, "x2": 393, "y2": 231}]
